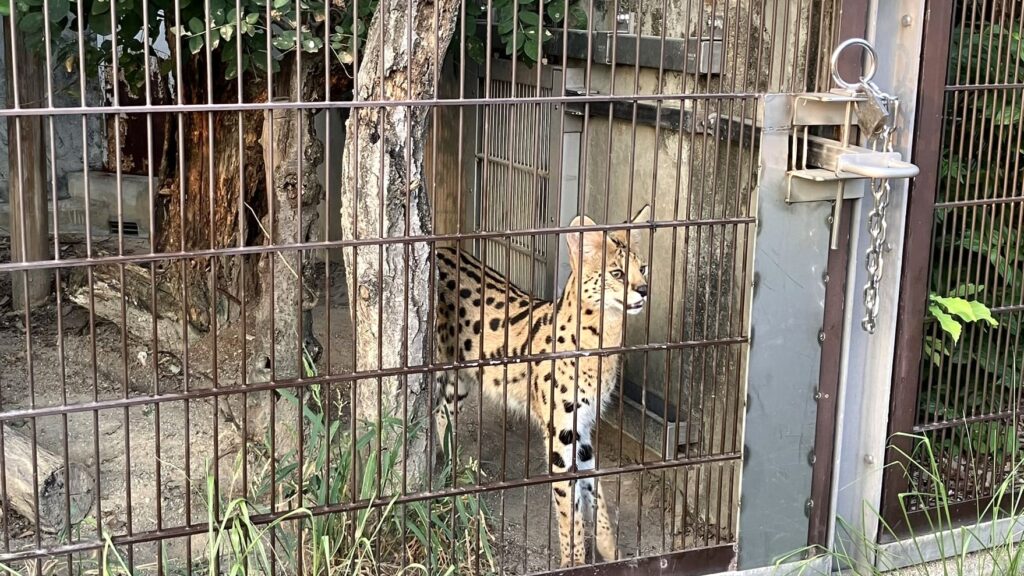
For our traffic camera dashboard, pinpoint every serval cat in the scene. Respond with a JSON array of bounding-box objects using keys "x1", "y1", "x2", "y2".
[{"x1": 433, "y1": 206, "x2": 651, "y2": 567}]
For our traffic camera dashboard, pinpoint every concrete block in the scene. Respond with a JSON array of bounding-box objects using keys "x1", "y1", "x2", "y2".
[{"x1": 67, "y1": 171, "x2": 157, "y2": 238}]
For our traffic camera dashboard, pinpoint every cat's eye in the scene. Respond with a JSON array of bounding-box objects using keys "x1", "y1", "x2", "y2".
[
  {"x1": 610, "y1": 269, "x2": 624, "y2": 280},
  {"x1": 640, "y1": 265, "x2": 649, "y2": 277}
]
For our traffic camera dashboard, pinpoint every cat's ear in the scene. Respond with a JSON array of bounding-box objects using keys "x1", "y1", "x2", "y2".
[
  {"x1": 566, "y1": 214, "x2": 603, "y2": 268},
  {"x1": 628, "y1": 205, "x2": 651, "y2": 246}
]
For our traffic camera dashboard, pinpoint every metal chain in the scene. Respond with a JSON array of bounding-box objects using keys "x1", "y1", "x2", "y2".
[{"x1": 861, "y1": 98, "x2": 899, "y2": 333}]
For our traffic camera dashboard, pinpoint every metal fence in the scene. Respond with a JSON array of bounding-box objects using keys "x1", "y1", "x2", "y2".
[
  {"x1": 886, "y1": 0, "x2": 1024, "y2": 535},
  {"x1": 0, "y1": 0, "x2": 838, "y2": 574}
]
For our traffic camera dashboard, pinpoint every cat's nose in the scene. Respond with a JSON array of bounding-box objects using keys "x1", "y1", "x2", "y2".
[{"x1": 636, "y1": 284, "x2": 648, "y2": 298}]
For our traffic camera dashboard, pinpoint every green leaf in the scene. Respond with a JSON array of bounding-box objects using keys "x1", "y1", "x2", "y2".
[
  {"x1": 272, "y1": 29, "x2": 296, "y2": 49},
  {"x1": 497, "y1": 14, "x2": 515, "y2": 35},
  {"x1": 968, "y1": 300, "x2": 999, "y2": 327},
  {"x1": 518, "y1": 9, "x2": 539, "y2": 26},
  {"x1": 932, "y1": 294, "x2": 979, "y2": 323},
  {"x1": 189, "y1": 34, "x2": 204, "y2": 54},
  {"x1": 546, "y1": 0, "x2": 564, "y2": 23},
  {"x1": 0, "y1": 0, "x2": 9, "y2": 16},
  {"x1": 568, "y1": 3, "x2": 586, "y2": 27},
  {"x1": 952, "y1": 283, "x2": 984, "y2": 298},
  {"x1": 188, "y1": 15, "x2": 204, "y2": 33},
  {"x1": 220, "y1": 23, "x2": 234, "y2": 41},
  {"x1": 17, "y1": 11, "x2": 44, "y2": 32},
  {"x1": 523, "y1": 35, "x2": 539, "y2": 61},
  {"x1": 929, "y1": 303, "x2": 963, "y2": 344},
  {"x1": 48, "y1": 0, "x2": 70, "y2": 19}
]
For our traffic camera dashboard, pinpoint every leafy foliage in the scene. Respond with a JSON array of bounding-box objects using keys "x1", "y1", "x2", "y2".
[
  {"x1": 918, "y1": 10, "x2": 1024, "y2": 467},
  {"x1": 4, "y1": 0, "x2": 588, "y2": 94}
]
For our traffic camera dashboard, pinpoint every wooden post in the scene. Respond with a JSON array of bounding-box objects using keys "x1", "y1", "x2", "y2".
[
  {"x1": 3, "y1": 18, "x2": 51, "y2": 310},
  {"x1": 0, "y1": 425, "x2": 95, "y2": 533}
]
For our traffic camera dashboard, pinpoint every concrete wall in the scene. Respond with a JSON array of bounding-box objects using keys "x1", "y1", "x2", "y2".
[
  {"x1": 0, "y1": 25, "x2": 107, "y2": 207},
  {"x1": 571, "y1": 0, "x2": 773, "y2": 537}
]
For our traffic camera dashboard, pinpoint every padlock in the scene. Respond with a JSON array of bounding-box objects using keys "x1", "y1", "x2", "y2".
[{"x1": 854, "y1": 80, "x2": 891, "y2": 136}]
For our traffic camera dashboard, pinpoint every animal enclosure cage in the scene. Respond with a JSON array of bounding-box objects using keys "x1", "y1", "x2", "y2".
[{"x1": 0, "y1": 1, "x2": 853, "y2": 575}]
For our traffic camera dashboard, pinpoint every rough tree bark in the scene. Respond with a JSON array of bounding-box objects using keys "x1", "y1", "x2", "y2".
[
  {"x1": 0, "y1": 425, "x2": 94, "y2": 533},
  {"x1": 156, "y1": 54, "x2": 268, "y2": 333},
  {"x1": 248, "y1": 62, "x2": 325, "y2": 390},
  {"x1": 340, "y1": 0, "x2": 462, "y2": 492}
]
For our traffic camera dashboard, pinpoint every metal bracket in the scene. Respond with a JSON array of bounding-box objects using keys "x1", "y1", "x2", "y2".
[
  {"x1": 786, "y1": 92, "x2": 919, "y2": 201},
  {"x1": 564, "y1": 90, "x2": 696, "y2": 132},
  {"x1": 544, "y1": 28, "x2": 724, "y2": 75}
]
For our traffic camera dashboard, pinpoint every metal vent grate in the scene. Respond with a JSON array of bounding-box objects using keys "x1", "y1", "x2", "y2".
[
  {"x1": 472, "y1": 61, "x2": 581, "y2": 300},
  {"x1": 108, "y1": 219, "x2": 141, "y2": 236}
]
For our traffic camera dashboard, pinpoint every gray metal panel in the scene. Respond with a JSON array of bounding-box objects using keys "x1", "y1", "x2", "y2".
[
  {"x1": 737, "y1": 94, "x2": 831, "y2": 569},
  {"x1": 834, "y1": 0, "x2": 927, "y2": 564}
]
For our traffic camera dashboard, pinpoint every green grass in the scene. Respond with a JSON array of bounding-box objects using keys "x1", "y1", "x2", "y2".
[
  {"x1": 775, "y1": 433, "x2": 1024, "y2": 575},
  {"x1": 0, "y1": 382, "x2": 496, "y2": 576}
]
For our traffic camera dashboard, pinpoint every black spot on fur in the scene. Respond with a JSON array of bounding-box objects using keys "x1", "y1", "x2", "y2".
[
  {"x1": 553, "y1": 487, "x2": 567, "y2": 498},
  {"x1": 558, "y1": 429, "x2": 580, "y2": 445},
  {"x1": 485, "y1": 297, "x2": 495, "y2": 305},
  {"x1": 585, "y1": 308, "x2": 594, "y2": 315},
  {"x1": 472, "y1": 298, "x2": 481, "y2": 307},
  {"x1": 563, "y1": 400, "x2": 576, "y2": 413},
  {"x1": 543, "y1": 372, "x2": 552, "y2": 382},
  {"x1": 578, "y1": 444, "x2": 593, "y2": 462},
  {"x1": 446, "y1": 280, "x2": 456, "y2": 291},
  {"x1": 557, "y1": 336, "x2": 565, "y2": 344},
  {"x1": 551, "y1": 452, "x2": 566, "y2": 469},
  {"x1": 493, "y1": 378, "x2": 502, "y2": 387},
  {"x1": 472, "y1": 320, "x2": 481, "y2": 334},
  {"x1": 508, "y1": 307, "x2": 531, "y2": 325},
  {"x1": 546, "y1": 335, "x2": 553, "y2": 345},
  {"x1": 560, "y1": 385, "x2": 568, "y2": 394},
  {"x1": 459, "y1": 288, "x2": 472, "y2": 299},
  {"x1": 495, "y1": 301, "x2": 505, "y2": 310},
  {"x1": 489, "y1": 318, "x2": 501, "y2": 331},
  {"x1": 464, "y1": 339, "x2": 473, "y2": 352}
]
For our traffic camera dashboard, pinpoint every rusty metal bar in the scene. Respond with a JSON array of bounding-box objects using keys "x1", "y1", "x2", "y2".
[{"x1": 880, "y1": 0, "x2": 956, "y2": 535}]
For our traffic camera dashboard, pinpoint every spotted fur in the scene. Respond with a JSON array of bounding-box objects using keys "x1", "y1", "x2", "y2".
[{"x1": 433, "y1": 206, "x2": 651, "y2": 567}]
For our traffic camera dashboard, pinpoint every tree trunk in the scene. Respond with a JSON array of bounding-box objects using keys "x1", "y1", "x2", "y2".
[
  {"x1": 340, "y1": 0, "x2": 462, "y2": 493},
  {"x1": 4, "y1": 18, "x2": 51, "y2": 311},
  {"x1": 248, "y1": 60, "x2": 325, "y2": 388},
  {"x1": 0, "y1": 425, "x2": 94, "y2": 533},
  {"x1": 156, "y1": 56, "x2": 268, "y2": 333}
]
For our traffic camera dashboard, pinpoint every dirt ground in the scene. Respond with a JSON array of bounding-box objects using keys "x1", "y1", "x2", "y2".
[{"x1": 0, "y1": 238, "x2": 714, "y2": 574}]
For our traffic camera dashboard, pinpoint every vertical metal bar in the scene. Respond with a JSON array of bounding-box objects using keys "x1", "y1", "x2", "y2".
[{"x1": 881, "y1": 0, "x2": 954, "y2": 533}]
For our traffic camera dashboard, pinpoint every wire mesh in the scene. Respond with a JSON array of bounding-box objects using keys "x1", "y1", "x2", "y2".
[{"x1": 892, "y1": 0, "x2": 1024, "y2": 520}]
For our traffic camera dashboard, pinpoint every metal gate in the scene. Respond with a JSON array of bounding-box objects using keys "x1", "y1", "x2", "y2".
[{"x1": 884, "y1": 0, "x2": 1024, "y2": 536}]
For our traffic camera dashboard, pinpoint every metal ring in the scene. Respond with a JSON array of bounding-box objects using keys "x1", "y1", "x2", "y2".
[{"x1": 830, "y1": 38, "x2": 877, "y2": 89}]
